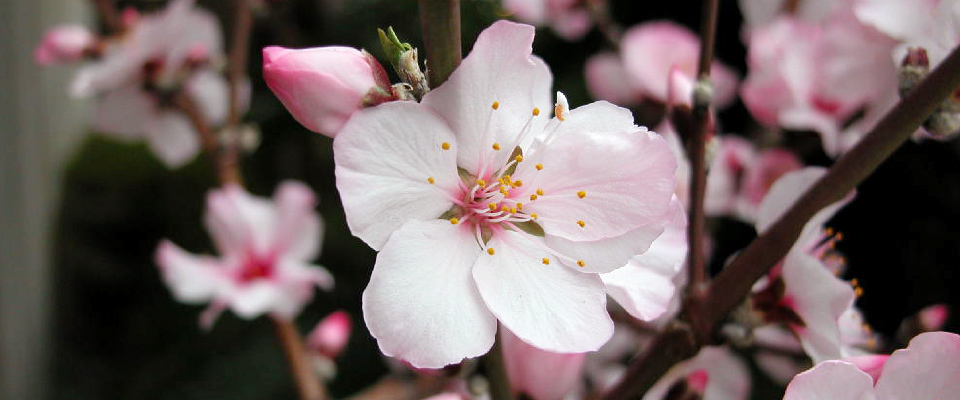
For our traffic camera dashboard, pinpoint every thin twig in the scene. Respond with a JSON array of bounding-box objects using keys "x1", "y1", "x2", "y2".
[
  {"x1": 601, "y1": 44, "x2": 960, "y2": 400},
  {"x1": 274, "y1": 318, "x2": 327, "y2": 400},
  {"x1": 417, "y1": 0, "x2": 461, "y2": 88}
]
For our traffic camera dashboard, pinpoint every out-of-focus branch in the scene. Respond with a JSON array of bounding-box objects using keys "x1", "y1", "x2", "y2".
[
  {"x1": 218, "y1": 0, "x2": 253, "y2": 186},
  {"x1": 601, "y1": 42, "x2": 960, "y2": 400},
  {"x1": 90, "y1": 0, "x2": 122, "y2": 33},
  {"x1": 586, "y1": 0, "x2": 622, "y2": 49},
  {"x1": 417, "y1": 0, "x2": 461, "y2": 88},
  {"x1": 275, "y1": 318, "x2": 327, "y2": 400},
  {"x1": 484, "y1": 333, "x2": 512, "y2": 400}
]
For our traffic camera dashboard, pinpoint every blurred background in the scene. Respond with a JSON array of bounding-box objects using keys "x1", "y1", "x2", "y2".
[{"x1": 1, "y1": 0, "x2": 958, "y2": 399}]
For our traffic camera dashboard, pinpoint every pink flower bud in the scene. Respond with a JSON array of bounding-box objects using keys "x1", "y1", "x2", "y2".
[
  {"x1": 685, "y1": 369, "x2": 709, "y2": 395},
  {"x1": 919, "y1": 304, "x2": 950, "y2": 331},
  {"x1": 307, "y1": 311, "x2": 352, "y2": 358},
  {"x1": 35, "y1": 25, "x2": 95, "y2": 66},
  {"x1": 263, "y1": 45, "x2": 390, "y2": 137}
]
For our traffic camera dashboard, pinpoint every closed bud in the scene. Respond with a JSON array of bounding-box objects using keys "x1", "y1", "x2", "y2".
[
  {"x1": 35, "y1": 25, "x2": 95, "y2": 66},
  {"x1": 307, "y1": 311, "x2": 352, "y2": 359}
]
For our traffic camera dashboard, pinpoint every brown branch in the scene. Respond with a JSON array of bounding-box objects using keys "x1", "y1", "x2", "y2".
[
  {"x1": 418, "y1": 0, "x2": 461, "y2": 88},
  {"x1": 601, "y1": 44, "x2": 960, "y2": 400},
  {"x1": 586, "y1": 0, "x2": 622, "y2": 50},
  {"x1": 484, "y1": 332, "x2": 512, "y2": 400},
  {"x1": 90, "y1": 0, "x2": 122, "y2": 34},
  {"x1": 274, "y1": 318, "x2": 327, "y2": 400}
]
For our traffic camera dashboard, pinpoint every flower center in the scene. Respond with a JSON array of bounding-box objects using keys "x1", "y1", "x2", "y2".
[{"x1": 239, "y1": 252, "x2": 274, "y2": 283}]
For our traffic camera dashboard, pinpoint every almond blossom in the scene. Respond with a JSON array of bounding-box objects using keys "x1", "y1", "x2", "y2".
[
  {"x1": 40, "y1": 0, "x2": 240, "y2": 167},
  {"x1": 155, "y1": 181, "x2": 333, "y2": 328},
  {"x1": 502, "y1": 0, "x2": 595, "y2": 41},
  {"x1": 35, "y1": 25, "x2": 96, "y2": 66},
  {"x1": 332, "y1": 20, "x2": 677, "y2": 368},
  {"x1": 781, "y1": 331, "x2": 960, "y2": 400},
  {"x1": 643, "y1": 347, "x2": 751, "y2": 400}
]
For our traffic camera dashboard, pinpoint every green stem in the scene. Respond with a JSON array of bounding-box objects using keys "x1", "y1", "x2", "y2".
[{"x1": 417, "y1": 0, "x2": 461, "y2": 88}]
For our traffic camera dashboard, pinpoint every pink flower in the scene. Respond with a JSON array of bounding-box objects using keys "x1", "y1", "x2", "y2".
[
  {"x1": 501, "y1": 327, "x2": 585, "y2": 400},
  {"x1": 35, "y1": 25, "x2": 95, "y2": 66},
  {"x1": 263, "y1": 46, "x2": 392, "y2": 137},
  {"x1": 782, "y1": 332, "x2": 960, "y2": 400},
  {"x1": 741, "y1": 8, "x2": 898, "y2": 156},
  {"x1": 502, "y1": 0, "x2": 594, "y2": 40},
  {"x1": 585, "y1": 52, "x2": 643, "y2": 107},
  {"x1": 919, "y1": 304, "x2": 951, "y2": 331},
  {"x1": 308, "y1": 311, "x2": 352, "y2": 358},
  {"x1": 335, "y1": 21, "x2": 677, "y2": 368},
  {"x1": 155, "y1": 182, "x2": 333, "y2": 328},
  {"x1": 644, "y1": 347, "x2": 751, "y2": 400},
  {"x1": 855, "y1": 0, "x2": 941, "y2": 42}
]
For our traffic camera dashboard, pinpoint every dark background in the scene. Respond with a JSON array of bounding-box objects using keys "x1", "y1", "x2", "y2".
[{"x1": 50, "y1": 0, "x2": 960, "y2": 399}]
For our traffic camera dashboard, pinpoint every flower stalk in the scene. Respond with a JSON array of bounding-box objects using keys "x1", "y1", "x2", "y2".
[{"x1": 275, "y1": 318, "x2": 328, "y2": 400}]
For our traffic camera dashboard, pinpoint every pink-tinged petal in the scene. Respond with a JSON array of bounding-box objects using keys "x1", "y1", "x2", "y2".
[
  {"x1": 737, "y1": 148, "x2": 802, "y2": 219},
  {"x1": 161, "y1": 6, "x2": 223, "y2": 79},
  {"x1": 783, "y1": 250, "x2": 856, "y2": 363},
  {"x1": 473, "y1": 229, "x2": 613, "y2": 353},
  {"x1": 227, "y1": 281, "x2": 287, "y2": 319},
  {"x1": 855, "y1": 0, "x2": 940, "y2": 41},
  {"x1": 919, "y1": 304, "x2": 951, "y2": 331},
  {"x1": 668, "y1": 66, "x2": 695, "y2": 108},
  {"x1": 519, "y1": 125, "x2": 676, "y2": 242},
  {"x1": 551, "y1": 8, "x2": 593, "y2": 41},
  {"x1": 185, "y1": 69, "x2": 231, "y2": 127},
  {"x1": 704, "y1": 136, "x2": 756, "y2": 217},
  {"x1": 271, "y1": 181, "x2": 323, "y2": 261},
  {"x1": 501, "y1": 326, "x2": 585, "y2": 400},
  {"x1": 146, "y1": 111, "x2": 201, "y2": 168},
  {"x1": 155, "y1": 240, "x2": 223, "y2": 303},
  {"x1": 838, "y1": 307, "x2": 878, "y2": 357},
  {"x1": 845, "y1": 355, "x2": 888, "y2": 383},
  {"x1": 585, "y1": 52, "x2": 642, "y2": 106},
  {"x1": 644, "y1": 347, "x2": 751, "y2": 400},
  {"x1": 739, "y1": 0, "x2": 841, "y2": 29},
  {"x1": 875, "y1": 332, "x2": 960, "y2": 400},
  {"x1": 782, "y1": 360, "x2": 877, "y2": 400},
  {"x1": 421, "y1": 20, "x2": 553, "y2": 176},
  {"x1": 263, "y1": 46, "x2": 379, "y2": 136},
  {"x1": 204, "y1": 184, "x2": 276, "y2": 258},
  {"x1": 422, "y1": 394, "x2": 466, "y2": 400},
  {"x1": 754, "y1": 351, "x2": 808, "y2": 385},
  {"x1": 546, "y1": 221, "x2": 666, "y2": 274},
  {"x1": 308, "y1": 311, "x2": 352, "y2": 358},
  {"x1": 35, "y1": 25, "x2": 95, "y2": 65},
  {"x1": 602, "y1": 198, "x2": 687, "y2": 321},
  {"x1": 94, "y1": 84, "x2": 156, "y2": 140},
  {"x1": 334, "y1": 102, "x2": 461, "y2": 250},
  {"x1": 363, "y1": 220, "x2": 495, "y2": 368},
  {"x1": 756, "y1": 167, "x2": 853, "y2": 246},
  {"x1": 503, "y1": 0, "x2": 548, "y2": 24}
]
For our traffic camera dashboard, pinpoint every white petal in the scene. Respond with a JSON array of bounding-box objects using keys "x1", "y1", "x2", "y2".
[
  {"x1": 472, "y1": 229, "x2": 613, "y2": 353},
  {"x1": 875, "y1": 332, "x2": 960, "y2": 400},
  {"x1": 783, "y1": 250, "x2": 855, "y2": 363},
  {"x1": 334, "y1": 101, "x2": 461, "y2": 250},
  {"x1": 421, "y1": 20, "x2": 552, "y2": 176},
  {"x1": 204, "y1": 184, "x2": 276, "y2": 258},
  {"x1": 94, "y1": 84, "x2": 156, "y2": 139},
  {"x1": 755, "y1": 167, "x2": 853, "y2": 245},
  {"x1": 154, "y1": 240, "x2": 224, "y2": 303},
  {"x1": 271, "y1": 181, "x2": 323, "y2": 261},
  {"x1": 782, "y1": 360, "x2": 877, "y2": 400},
  {"x1": 146, "y1": 111, "x2": 201, "y2": 168},
  {"x1": 546, "y1": 222, "x2": 666, "y2": 274},
  {"x1": 362, "y1": 220, "x2": 495, "y2": 368},
  {"x1": 643, "y1": 347, "x2": 751, "y2": 400}
]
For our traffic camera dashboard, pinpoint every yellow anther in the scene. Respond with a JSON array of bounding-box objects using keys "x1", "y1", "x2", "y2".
[
  {"x1": 492, "y1": 101, "x2": 500, "y2": 110},
  {"x1": 531, "y1": 213, "x2": 538, "y2": 219},
  {"x1": 555, "y1": 104, "x2": 566, "y2": 121},
  {"x1": 529, "y1": 194, "x2": 538, "y2": 201},
  {"x1": 577, "y1": 220, "x2": 585, "y2": 228},
  {"x1": 825, "y1": 227, "x2": 834, "y2": 236},
  {"x1": 449, "y1": 217, "x2": 460, "y2": 225},
  {"x1": 542, "y1": 258, "x2": 550, "y2": 265},
  {"x1": 577, "y1": 260, "x2": 585, "y2": 267},
  {"x1": 441, "y1": 142, "x2": 451, "y2": 150},
  {"x1": 516, "y1": 202, "x2": 523, "y2": 210},
  {"x1": 515, "y1": 155, "x2": 523, "y2": 163},
  {"x1": 854, "y1": 287, "x2": 864, "y2": 297},
  {"x1": 499, "y1": 186, "x2": 509, "y2": 194},
  {"x1": 835, "y1": 232, "x2": 844, "y2": 241},
  {"x1": 427, "y1": 177, "x2": 435, "y2": 184},
  {"x1": 851, "y1": 278, "x2": 859, "y2": 287},
  {"x1": 487, "y1": 247, "x2": 496, "y2": 255},
  {"x1": 492, "y1": 143, "x2": 501, "y2": 150},
  {"x1": 503, "y1": 174, "x2": 512, "y2": 182},
  {"x1": 577, "y1": 191, "x2": 586, "y2": 199},
  {"x1": 532, "y1": 107, "x2": 540, "y2": 116},
  {"x1": 535, "y1": 163, "x2": 543, "y2": 170},
  {"x1": 489, "y1": 203, "x2": 497, "y2": 210},
  {"x1": 509, "y1": 207, "x2": 517, "y2": 214},
  {"x1": 501, "y1": 205, "x2": 510, "y2": 212},
  {"x1": 536, "y1": 188, "x2": 544, "y2": 196},
  {"x1": 477, "y1": 179, "x2": 487, "y2": 187},
  {"x1": 513, "y1": 180, "x2": 523, "y2": 187}
]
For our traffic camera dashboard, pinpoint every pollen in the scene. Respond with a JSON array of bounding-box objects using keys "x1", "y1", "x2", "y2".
[
  {"x1": 529, "y1": 194, "x2": 538, "y2": 201},
  {"x1": 513, "y1": 180, "x2": 523, "y2": 187},
  {"x1": 577, "y1": 260, "x2": 585, "y2": 267},
  {"x1": 441, "y1": 142, "x2": 451, "y2": 150},
  {"x1": 501, "y1": 205, "x2": 510, "y2": 212},
  {"x1": 531, "y1": 213, "x2": 538, "y2": 219},
  {"x1": 835, "y1": 232, "x2": 844, "y2": 241},
  {"x1": 509, "y1": 207, "x2": 517, "y2": 214},
  {"x1": 532, "y1": 107, "x2": 540, "y2": 116},
  {"x1": 492, "y1": 143, "x2": 501, "y2": 150},
  {"x1": 854, "y1": 287, "x2": 864, "y2": 297},
  {"x1": 577, "y1": 191, "x2": 586, "y2": 199},
  {"x1": 536, "y1": 188, "x2": 544, "y2": 196},
  {"x1": 535, "y1": 163, "x2": 543, "y2": 170},
  {"x1": 449, "y1": 217, "x2": 459, "y2": 224},
  {"x1": 477, "y1": 179, "x2": 487, "y2": 187},
  {"x1": 427, "y1": 177, "x2": 435, "y2": 184},
  {"x1": 542, "y1": 258, "x2": 550, "y2": 265},
  {"x1": 577, "y1": 220, "x2": 585, "y2": 228},
  {"x1": 515, "y1": 155, "x2": 523, "y2": 163},
  {"x1": 492, "y1": 101, "x2": 500, "y2": 110},
  {"x1": 489, "y1": 203, "x2": 497, "y2": 210},
  {"x1": 499, "y1": 186, "x2": 509, "y2": 194},
  {"x1": 487, "y1": 247, "x2": 496, "y2": 255},
  {"x1": 516, "y1": 203, "x2": 523, "y2": 210},
  {"x1": 555, "y1": 104, "x2": 566, "y2": 121}
]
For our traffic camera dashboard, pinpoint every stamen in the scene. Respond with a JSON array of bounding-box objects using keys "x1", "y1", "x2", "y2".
[
  {"x1": 531, "y1": 213, "x2": 538, "y2": 219},
  {"x1": 492, "y1": 143, "x2": 501, "y2": 151},
  {"x1": 535, "y1": 163, "x2": 543, "y2": 170},
  {"x1": 577, "y1": 191, "x2": 586, "y2": 198},
  {"x1": 488, "y1": 203, "x2": 497, "y2": 210},
  {"x1": 577, "y1": 220, "x2": 585, "y2": 228},
  {"x1": 509, "y1": 207, "x2": 516, "y2": 214},
  {"x1": 492, "y1": 101, "x2": 500, "y2": 110},
  {"x1": 441, "y1": 142, "x2": 451, "y2": 150},
  {"x1": 501, "y1": 205, "x2": 510, "y2": 212},
  {"x1": 542, "y1": 258, "x2": 550, "y2": 265},
  {"x1": 577, "y1": 260, "x2": 585, "y2": 267},
  {"x1": 478, "y1": 179, "x2": 487, "y2": 188},
  {"x1": 513, "y1": 180, "x2": 523, "y2": 187},
  {"x1": 487, "y1": 248, "x2": 496, "y2": 255},
  {"x1": 529, "y1": 194, "x2": 538, "y2": 201},
  {"x1": 515, "y1": 155, "x2": 523, "y2": 163},
  {"x1": 532, "y1": 107, "x2": 540, "y2": 116},
  {"x1": 449, "y1": 217, "x2": 460, "y2": 224},
  {"x1": 427, "y1": 177, "x2": 435, "y2": 184},
  {"x1": 536, "y1": 188, "x2": 544, "y2": 196},
  {"x1": 516, "y1": 203, "x2": 523, "y2": 210}
]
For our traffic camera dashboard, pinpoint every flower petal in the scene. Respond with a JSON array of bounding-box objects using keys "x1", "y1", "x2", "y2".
[
  {"x1": 146, "y1": 111, "x2": 201, "y2": 168},
  {"x1": 783, "y1": 249, "x2": 855, "y2": 363},
  {"x1": 155, "y1": 240, "x2": 224, "y2": 303},
  {"x1": 421, "y1": 20, "x2": 552, "y2": 176},
  {"x1": 473, "y1": 229, "x2": 613, "y2": 353},
  {"x1": 362, "y1": 220, "x2": 495, "y2": 368},
  {"x1": 782, "y1": 360, "x2": 877, "y2": 400},
  {"x1": 585, "y1": 52, "x2": 641, "y2": 106},
  {"x1": 756, "y1": 167, "x2": 853, "y2": 245},
  {"x1": 501, "y1": 326, "x2": 585, "y2": 400},
  {"x1": 518, "y1": 125, "x2": 676, "y2": 242},
  {"x1": 204, "y1": 184, "x2": 276, "y2": 258},
  {"x1": 334, "y1": 101, "x2": 461, "y2": 250},
  {"x1": 875, "y1": 331, "x2": 960, "y2": 400},
  {"x1": 271, "y1": 181, "x2": 323, "y2": 262},
  {"x1": 94, "y1": 84, "x2": 156, "y2": 139},
  {"x1": 643, "y1": 347, "x2": 751, "y2": 400}
]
